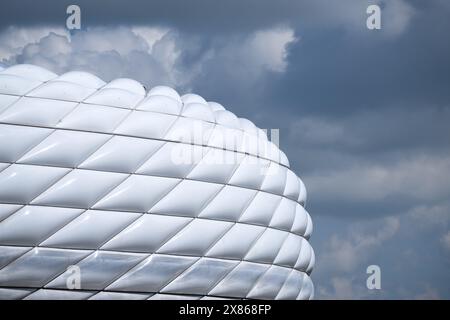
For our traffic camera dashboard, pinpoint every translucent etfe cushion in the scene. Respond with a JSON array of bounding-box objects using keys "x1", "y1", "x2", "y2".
[
  {"x1": 24, "y1": 289, "x2": 95, "y2": 300},
  {"x1": 0, "y1": 204, "x2": 22, "y2": 222},
  {"x1": 209, "y1": 261, "x2": 269, "y2": 298},
  {"x1": 1, "y1": 64, "x2": 57, "y2": 82},
  {"x1": 244, "y1": 228, "x2": 289, "y2": 264},
  {"x1": 31, "y1": 169, "x2": 128, "y2": 208},
  {"x1": 247, "y1": 265, "x2": 291, "y2": 299},
  {"x1": 107, "y1": 254, "x2": 198, "y2": 293},
  {"x1": 156, "y1": 219, "x2": 233, "y2": 256},
  {"x1": 26, "y1": 81, "x2": 97, "y2": 102},
  {"x1": 93, "y1": 175, "x2": 180, "y2": 213},
  {"x1": 0, "y1": 94, "x2": 20, "y2": 114},
  {"x1": 275, "y1": 270, "x2": 305, "y2": 300},
  {"x1": 57, "y1": 103, "x2": 130, "y2": 133},
  {"x1": 56, "y1": 71, "x2": 105, "y2": 89},
  {"x1": 0, "y1": 97, "x2": 77, "y2": 127},
  {"x1": 0, "y1": 245, "x2": 31, "y2": 269},
  {"x1": 41, "y1": 209, "x2": 140, "y2": 249},
  {"x1": 136, "y1": 94, "x2": 182, "y2": 115},
  {"x1": 206, "y1": 223, "x2": 265, "y2": 260},
  {"x1": 0, "y1": 124, "x2": 52, "y2": 163},
  {"x1": 0, "y1": 74, "x2": 42, "y2": 96},
  {"x1": 149, "y1": 180, "x2": 223, "y2": 217},
  {"x1": 0, "y1": 288, "x2": 35, "y2": 300},
  {"x1": 198, "y1": 185, "x2": 257, "y2": 221},
  {"x1": 18, "y1": 130, "x2": 110, "y2": 167},
  {"x1": 0, "y1": 247, "x2": 91, "y2": 288},
  {"x1": 0, "y1": 205, "x2": 83, "y2": 246},
  {"x1": 89, "y1": 291, "x2": 150, "y2": 300},
  {"x1": 46, "y1": 250, "x2": 147, "y2": 290},
  {"x1": 0, "y1": 164, "x2": 69, "y2": 204},
  {"x1": 79, "y1": 136, "x2": 164, "y2": 173},
  {"x1": 160, "y1": 257, "x2": 239, "y2": 295},
  {"x1": 114, "y1": 111, "x2": 177, "y2": 139},
  {"x1": 84, "y1": 88, "x2": 143, "y2": 109},
  {"x1": 101, "y1": 214, "x2": 192, "y2": 253}
]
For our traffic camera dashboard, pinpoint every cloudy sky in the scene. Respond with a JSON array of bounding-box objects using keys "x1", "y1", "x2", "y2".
[{"x1": 1, "y1": 0, "x2": 449, "y2": 299}]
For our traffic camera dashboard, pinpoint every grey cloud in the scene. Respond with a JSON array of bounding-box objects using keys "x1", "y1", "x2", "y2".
[
  {"x1": 441, "y1": 232, "x2": 450, "y2": 251},
  {"x1": 313, "y1": 204, "x2": 450, "y2": 299},
  {"x1": 289, "y1": 106, "x2": 450, "y2": 157},
  {"x1": 0, "y1": 0, "x2": 420, "y2": 35},
  {"x1": 1, "y1": 25, "x2": 296, "y2": 95},
  {"x1": 3, "y1": 28, "x2": 180, "y2": 88},
  {"x1": 318, "y1": 217, "x2": 400, "y2": 273}
]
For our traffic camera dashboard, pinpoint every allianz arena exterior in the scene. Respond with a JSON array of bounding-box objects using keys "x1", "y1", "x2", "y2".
[{"x1": 0, "y1": 64, "x2": 314, "y2": 300}]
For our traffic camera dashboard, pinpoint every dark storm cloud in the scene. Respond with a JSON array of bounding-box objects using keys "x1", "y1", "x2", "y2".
[
  {"x1": 271, "y1": 18, "x2": 450, "y2": 116},
  {"x1": 4, "y1": 0, "x2": 449, "y2": 115},
  {"x1": 0, "y1": 0, "x2": 306, "y2": 31}
]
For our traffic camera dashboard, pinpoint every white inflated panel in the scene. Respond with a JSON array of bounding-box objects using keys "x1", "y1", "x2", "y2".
[{"x1": 0, "y1": 64, "x2": 313, "y2": 300}]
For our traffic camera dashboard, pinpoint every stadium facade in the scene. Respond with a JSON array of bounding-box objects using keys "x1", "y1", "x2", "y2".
[{"x1": 0, "y1": 64, "x2": 314, "y2": 300}]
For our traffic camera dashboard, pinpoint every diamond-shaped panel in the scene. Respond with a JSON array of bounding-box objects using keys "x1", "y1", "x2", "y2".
[{"x1": 0, "y1": 64, "x2": 314, "y2": 300}]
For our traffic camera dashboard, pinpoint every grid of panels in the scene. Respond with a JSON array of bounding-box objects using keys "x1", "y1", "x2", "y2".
[{"x1": 0, "y1": 64, "x2": 314, "y2": 300}]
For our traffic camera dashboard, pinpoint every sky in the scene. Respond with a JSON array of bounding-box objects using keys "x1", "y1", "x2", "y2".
[{"x1": 1, "y1": 0, "x2": 449, "y2": 299}]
